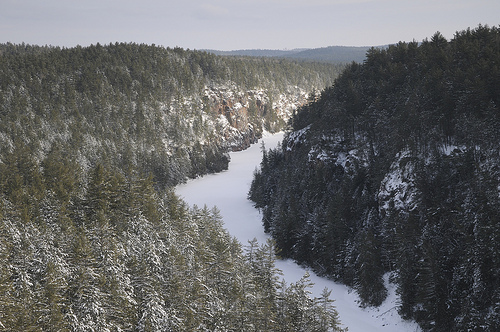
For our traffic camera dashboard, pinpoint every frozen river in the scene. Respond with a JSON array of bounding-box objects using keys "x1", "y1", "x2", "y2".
[{"x1": 176, "y1": 132, "x2": 420, "y2": 332}]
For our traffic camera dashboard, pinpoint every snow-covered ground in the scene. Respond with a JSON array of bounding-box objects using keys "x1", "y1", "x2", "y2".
[{"x1": 176, "y1": 132, "x2": 421, "y2": 332}]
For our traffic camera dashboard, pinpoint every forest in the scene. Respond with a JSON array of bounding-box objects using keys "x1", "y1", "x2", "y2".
[
  {"x1": 0, "y1": 43, "x2": 346, "y2": 330},
  {"x1": 0, "y1": 42, "x2": 343, "y2": 188},
  {"x1": 249, "y1": 25, "x2": 500, "y2": 331},
  {"x1": 0, "y1": 160, "x2": 344, "y2": 331}
]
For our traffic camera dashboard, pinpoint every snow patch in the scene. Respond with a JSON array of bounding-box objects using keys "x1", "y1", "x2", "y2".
[
  {"x1": 286, "y1": 124, "x2": 311, "y2": 151},
  {"x1": 439, "y1": 143, "x2": 466, "y2": 156},
  {"x1": 176, "y1": 133, "x2": 421, "y2": 332},
  {"x1": 378, "y1": 150, "x2": 419, "y2": 214}
]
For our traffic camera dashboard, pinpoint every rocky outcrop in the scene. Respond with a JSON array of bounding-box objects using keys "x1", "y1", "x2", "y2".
[{"x1": 203, "y1": 83, "x2": 310, "y2": 151}]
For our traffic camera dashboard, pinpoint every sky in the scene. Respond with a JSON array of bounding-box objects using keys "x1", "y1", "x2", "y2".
[{"x1": 1, "y1": 0, "x2": 499, "y2": 51}]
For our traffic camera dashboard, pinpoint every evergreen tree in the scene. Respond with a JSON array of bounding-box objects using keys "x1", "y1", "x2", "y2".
[{"x1": 249, "y1": 25, "x2": 500, "y2": 330}]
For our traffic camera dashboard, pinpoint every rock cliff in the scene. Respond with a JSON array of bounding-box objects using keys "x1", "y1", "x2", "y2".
[{"x1": 204, "y1": 83, "x2": 310, "y2": 151}]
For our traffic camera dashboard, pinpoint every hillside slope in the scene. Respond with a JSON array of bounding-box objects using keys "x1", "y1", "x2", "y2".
[
  {"x1": 0, "y1": 43, "x2": 346, "y2": 330},
  {"x1": 250, "y1": 25, "x2": 500, "y2": 331},
  {"x1": 0, "y1": 42, "x2": 342, "y2": 188}
]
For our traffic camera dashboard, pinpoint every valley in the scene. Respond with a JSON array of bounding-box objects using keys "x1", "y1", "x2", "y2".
[
  {"x1": 176, "y1": 132, "x2": 421, "y2": 332},
  {"x1": 1, "y1": 25, "x2": 499, "y2": 331}
]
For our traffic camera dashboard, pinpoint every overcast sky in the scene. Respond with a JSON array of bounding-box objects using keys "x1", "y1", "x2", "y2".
[{"x1": 1, "y1": 0, "x2": 499, "y2": 50}]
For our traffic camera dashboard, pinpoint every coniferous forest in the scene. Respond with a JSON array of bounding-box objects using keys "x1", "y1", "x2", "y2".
[
  {"x1": 250, "y1": 25, "x2": 500, "y2": 331},
  {"x1": 0, "y1": 43, "x2": 347, "y2": 330},
  {"x1": 0, "y1": 42, "x2": 342, "y2": 189}
]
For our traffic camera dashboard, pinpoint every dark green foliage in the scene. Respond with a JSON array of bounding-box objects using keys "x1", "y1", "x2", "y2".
[
  {"x1": 0, "y1": 42, "x2": 341, "y2": 190},
  {"x1": 249, "y1": 25, "x2": 500, "y2": 330},
  {"x1": 0, "y1": 161, "x2": 345, "y2": 331},
  {"x1": 0, "y1": 42, "x2": 346, "y2": 330}
]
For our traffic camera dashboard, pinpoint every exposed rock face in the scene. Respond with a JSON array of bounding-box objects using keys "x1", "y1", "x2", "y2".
[
  {"x1": 153, "y1": 82, "x2": 313, "y2": 184},
  {"x1": 204, "y1": 83, "x2": 310, "y2": 151}
]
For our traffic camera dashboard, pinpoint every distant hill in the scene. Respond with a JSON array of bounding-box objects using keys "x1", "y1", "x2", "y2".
[
  {"x1": 206, "y1": 45, "x2": 383, "y2": 63},
  {"x1": 206, "y1": 48, "x2": 306, "y2": 58}
]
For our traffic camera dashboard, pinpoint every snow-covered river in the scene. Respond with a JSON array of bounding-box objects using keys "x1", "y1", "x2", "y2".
[{"x1": 176, "y1": 132, "x2": 420, "y2": 332}]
